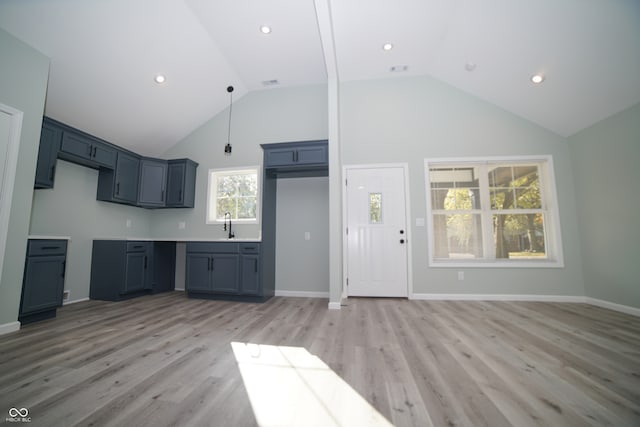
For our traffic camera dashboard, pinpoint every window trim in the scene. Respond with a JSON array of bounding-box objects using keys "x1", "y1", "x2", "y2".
[
  {"x1": 424, "y1": 155, "x2": 564, "y2": 268},
  {"x1": 206, "y1": 166, "x2": 261, "y2": 225}
]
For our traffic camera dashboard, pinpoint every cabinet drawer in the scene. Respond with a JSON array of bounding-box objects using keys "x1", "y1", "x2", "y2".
[
  {"x1": 27, "y1": 240, "x2": 67, "y2": 256},
  {"x1": 240, "y1": 243, "x2": 261, "y2": 254},
  {"x1": 187, "y1": 242, "x2": 239, "y2": 254},
  {"x1": 126, "y1": 242, "x2": 149, "y2": 252}
]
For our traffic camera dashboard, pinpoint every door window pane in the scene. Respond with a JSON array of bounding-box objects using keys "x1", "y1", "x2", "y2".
[{"x1": 369, "y1": 193, "x2": 382, "y2": 224}]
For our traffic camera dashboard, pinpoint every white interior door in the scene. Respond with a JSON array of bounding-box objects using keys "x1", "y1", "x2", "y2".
[{"x1": 346, "y1": 166, "x2": 408, "y2": 297}]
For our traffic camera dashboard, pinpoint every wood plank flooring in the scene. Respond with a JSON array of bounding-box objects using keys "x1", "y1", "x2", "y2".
[{"x1": 1, "y1": 292, "x2": 639, "y2": 426}]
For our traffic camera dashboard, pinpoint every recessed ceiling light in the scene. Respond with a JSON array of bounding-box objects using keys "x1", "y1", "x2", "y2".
[
  {"x1": 260, "y1": 26, "x2": 272, "y2": 34},
  {"x1": 531, "y1": 74, "x2": 545, "y2": 84},
  {"x1": 383, "y1": 43, "x2": 393, "y2": 51},
  {"x1": 154, "y1": 74, "x2": 166, "y2": 84},
  {"x1": 465, "y1": 62, "x2": 476, "y2": 72}
]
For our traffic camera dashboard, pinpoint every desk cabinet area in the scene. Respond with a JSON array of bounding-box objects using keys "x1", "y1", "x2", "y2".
[
  {"x1": 20, "y1": 239, "x2": 67, "y2": 324},
  {"x1": 186, "y1": 242, "x2": 270, "y2": 302},
  {"x1": 90, "y1": 240, "x2": 175, "y2": 301}
]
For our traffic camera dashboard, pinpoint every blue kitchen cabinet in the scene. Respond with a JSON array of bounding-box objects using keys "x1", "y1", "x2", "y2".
[
  {"x1": 263, "y1": 140, "x2": 328, "y2": 168},
  {"x1": 96, "y1": 151, "x2": 140, "y2": 205},
  {"x1": 19, "y1": 239, "x2": 67, "y2": 324},
  {"x1": 137, "y1": 158, "x2": 168, "y2": 207},
  {"x1": 186, "y1": 242, "x2": 269, "y2": 301},
  {"x1": 90, "y1": 240, "x2": 175, "y2": 301},
  {"x1": 166, "y1": 159, "x2": 198, "y2": 208},
  {"x1": 34, "y1": 119, "x2": 62, "y2": 189},
  {"x1": 59, "y1": 129, "x2": 117, "y2": 169}
]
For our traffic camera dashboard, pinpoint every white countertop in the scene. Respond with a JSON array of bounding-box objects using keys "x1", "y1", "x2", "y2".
[{"x1": 28, "y1": 235, "x2": 72, "y2": 240}]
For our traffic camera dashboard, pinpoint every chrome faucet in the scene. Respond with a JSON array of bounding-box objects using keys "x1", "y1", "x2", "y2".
[{"x1": 223, "y1": 212, "x2": 234, "y2": 239}]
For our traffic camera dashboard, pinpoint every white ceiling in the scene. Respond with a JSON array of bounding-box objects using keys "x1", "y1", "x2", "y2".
[{"x1": 1, "y1": 0, "x2": 639, "y2": 155}]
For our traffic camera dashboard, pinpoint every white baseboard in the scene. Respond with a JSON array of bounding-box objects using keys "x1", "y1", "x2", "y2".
[
  {"x1": 410, "y1": 293, "x2": 585, "y2": 303},
  {"x1": 328, "y1": 301, "x2": 341, "y2": 310},
  {"x1": 63, "y1": 297, "x2": 90, "y2": 305},
  {"x1": 275, "y1": 290, "x2": 329, "y2": 298},
  {"x1": 174, "y1": 288, "x2": 185, "y2": 291},
  {"x1": 585, "y1": 297, "x2": 640, "y2": 317},
  {"x1": 409, "y1": 293, "x2": 640, "y2": 317},
  {"x1": 0, "y1": 321, "x2": 20, "y2": 336}
]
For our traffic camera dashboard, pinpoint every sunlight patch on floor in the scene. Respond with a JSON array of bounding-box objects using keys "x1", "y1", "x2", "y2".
[{"x1": 231, "y1": 342, "x2": 393, "y2": 427}]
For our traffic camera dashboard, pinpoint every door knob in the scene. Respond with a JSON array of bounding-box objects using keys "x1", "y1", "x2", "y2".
[
  {"x1": 399, "y1": 230, "x2": 405, "y2": 234},
  {"x1": 400, "y1": 239, "x2": 405, "y2": 244}
]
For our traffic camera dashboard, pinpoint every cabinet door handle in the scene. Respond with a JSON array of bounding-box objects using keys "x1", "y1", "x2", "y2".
[
  {"x1": 161, "y1": 190, "x2": 165, "y2": 201},
  {"x1": 41, "y1": 246, "x2": 61, "y2": 250},
  {"x1": 61, "y1": 261, "x2": 66, "y2": 277},
  {"x1": 116, "y1": 182, "x2": 120, "y2": 195},
  {"x1": 144, "y1": 256, "x2": 147, "y2": 269},
  {"x1": 92, "y1": 146, "x2": 97, "y2": 157},
  {"x1": 50, "y1": 165, "x2": 56, "y2": 181}
]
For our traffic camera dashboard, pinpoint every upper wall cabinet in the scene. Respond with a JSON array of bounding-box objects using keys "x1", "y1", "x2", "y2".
[
  {"x1": 166, "y1": 159, "x2": 198, "y2": 208},
  {"x1": 59, "y1": 130, "x2": 117, "y2": 170},
  {"x1": 35, "y1": 117, "x2": 198, "y2": 210},
  {"x1": 35, "y1": 119, "x2": 62, "y2": 189},
  {"x1": 137, "y1": 158, "x2": 168, "y2": 208},
  {"x1": 96, "y1": 151, "x2": 140, "y2": 205},
  {"x1": 262, "y1": 140, "x2": 328, "y2": 177}
]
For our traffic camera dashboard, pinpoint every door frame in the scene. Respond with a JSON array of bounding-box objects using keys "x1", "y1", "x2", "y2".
[
  {"x1": 342, "y1": 163, "x2": 413, "y2": 299},
  {"x1": 0, "y1": 103, "x2": 24, "y2": 295}
]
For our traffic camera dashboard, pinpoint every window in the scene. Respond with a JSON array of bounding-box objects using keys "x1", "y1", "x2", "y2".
[
  {"x1": 207, "y1": 167, "x2": 260, "y2": 224},
  {"x1": 424, "y1": 156, "x2": 563, "y2": 267}
]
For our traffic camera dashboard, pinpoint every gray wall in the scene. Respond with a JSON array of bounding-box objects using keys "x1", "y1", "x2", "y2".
[
  {"x1": 339, "y1": 75, "x2": 585, "y2": 297},
  {"x1": 568, "y1": 102, "x2": 640, "y2": 309},
  {"x1": 0, "y1": 29, "x2": 49, "y2": 328},
  {"x1": 29, "y1": 160, "x2": 152, "y2": 301},
  {"x1": 275, "y1": 177, "x2": 329, "y2": 294}
]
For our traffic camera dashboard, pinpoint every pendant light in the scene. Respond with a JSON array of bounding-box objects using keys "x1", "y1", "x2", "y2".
[{"x1": 224, "y1": 85, "x2": 234, "y2": 156}]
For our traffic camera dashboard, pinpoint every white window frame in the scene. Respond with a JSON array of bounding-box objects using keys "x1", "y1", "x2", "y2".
[
  {"x1": 206, "y1": 166, "x2": 261, "y2": 225},
  {"x1": 424, "y1": 155, "x2": 564, "y2": 268}
]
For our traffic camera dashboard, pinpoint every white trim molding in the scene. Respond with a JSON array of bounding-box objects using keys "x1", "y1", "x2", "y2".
[
  {"x1": 275, "y1": 290, "x2": 329, "y2": 298},
  {"x1": 0, "y1": 321, "x2": 20, "y2": 336},
  {"x1": 585, "y1": 297, "x2": 640, "y2": 317},
  {"x1": 410, "y1": 293, "x2": 640, "y2": 317},
  {"x1": 63, "y1": 297, "x2": 90, "y2": 306},
  {"x1": 328, "y1": 301, "x2": 341, "y2": 310},
  {"x1": 410, "y1": 293, "x2": 584, "y2": 303}
]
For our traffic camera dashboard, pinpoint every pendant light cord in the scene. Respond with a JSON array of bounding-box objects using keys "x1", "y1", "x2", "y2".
[{"x1": 227, "y1": 90, "x2": 233, "y2": 147}]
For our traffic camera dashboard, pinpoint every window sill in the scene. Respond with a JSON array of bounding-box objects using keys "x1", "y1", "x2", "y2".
[{"x1": 429, "y1": 259, "x2": 565, "y2": 269}]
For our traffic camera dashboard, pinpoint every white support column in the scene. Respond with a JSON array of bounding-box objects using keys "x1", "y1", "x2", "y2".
[{"x1": 314, "y1": 0, "x2": 343, "y2": 309}]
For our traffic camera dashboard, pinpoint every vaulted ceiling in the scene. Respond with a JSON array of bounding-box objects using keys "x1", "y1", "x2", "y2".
[{"x1": 1, "y1": 0, "x2": 639, "y2": 156}]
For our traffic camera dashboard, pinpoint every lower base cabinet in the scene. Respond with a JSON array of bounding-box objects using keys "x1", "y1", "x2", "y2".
[
  {"x1": 90, "y1": 240, "x2": 175, "y2": 301},
  {"x1": 186, "y1": 242, "x2": 271, "y2": 302},
  {"x1": 20, "y1": 239, "x2": 68, "y2": 324}
]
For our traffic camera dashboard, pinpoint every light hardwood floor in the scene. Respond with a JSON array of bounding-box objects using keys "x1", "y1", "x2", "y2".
[{"x1": 1, "y1": 292, "x2": 639, "y2": 426}]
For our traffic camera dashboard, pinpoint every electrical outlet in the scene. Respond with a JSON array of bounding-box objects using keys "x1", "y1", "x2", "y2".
[
  {"x1": 178, "y1": 221, "x2": 186, "y2": 230},
  {"x1": 125, "y1": 219, "x2": 132, "y2": 228},
  {"x1": 304, "y1": 232, "x2": 311, "y2": 241},
  {"x1": 458, "y1": 271, "x2": 464, "y2": 281},
  {"x1": 63, "y1": 290, "x2": 70, "y2": 301}
]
